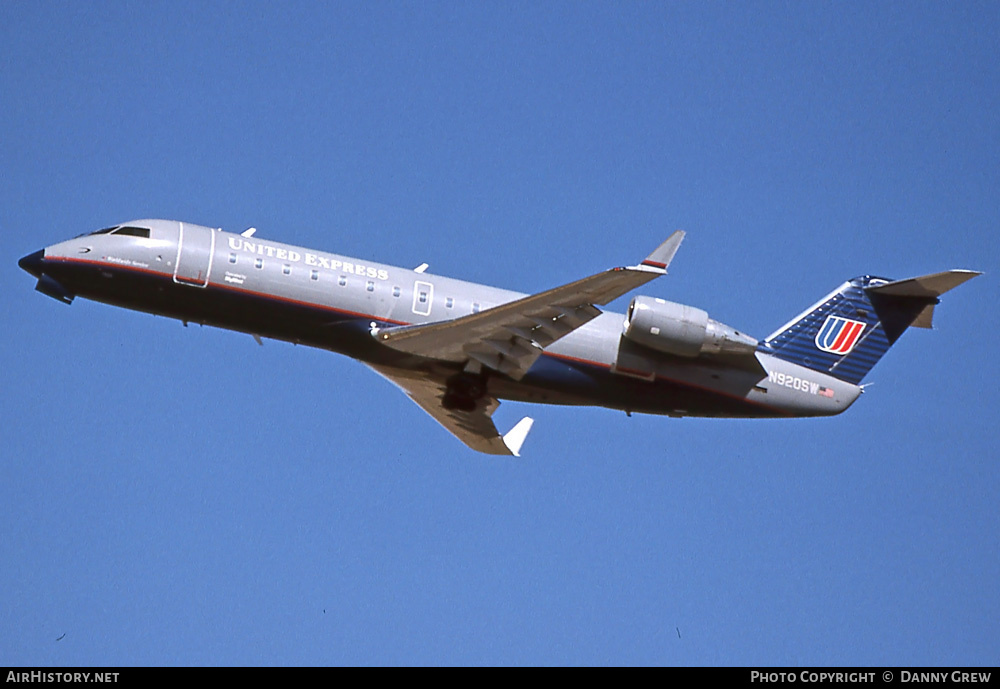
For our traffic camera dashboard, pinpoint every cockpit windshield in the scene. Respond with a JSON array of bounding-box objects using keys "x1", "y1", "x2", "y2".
[
  {"x1": 111, "y1": 226, "x2": 151, "y2": 238},
  {"x1": 75, "y1": 225, "x2": 151, "y2": 238}
]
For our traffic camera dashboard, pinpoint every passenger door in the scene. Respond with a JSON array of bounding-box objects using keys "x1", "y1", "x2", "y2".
[{"x1": 173, "y1": 223, "x2": 216, "y2": 287}]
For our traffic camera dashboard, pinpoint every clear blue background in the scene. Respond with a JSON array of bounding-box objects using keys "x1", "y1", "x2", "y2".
[{"x1": 2, "y1": 1, "x2": 997, "y2": 666}]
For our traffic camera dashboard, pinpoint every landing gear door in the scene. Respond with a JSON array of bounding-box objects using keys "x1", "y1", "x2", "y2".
[{"x1": 174, "y1": 222, "x2": 215, "y2": 287}]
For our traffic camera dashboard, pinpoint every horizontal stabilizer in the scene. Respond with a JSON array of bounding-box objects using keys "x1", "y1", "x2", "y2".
[
  {"x1": 865, "y1": 270, "x2": 981, "y2": 298},
  {"x1": 866, "y1": 269, "x2": 981, "y2": 331}
]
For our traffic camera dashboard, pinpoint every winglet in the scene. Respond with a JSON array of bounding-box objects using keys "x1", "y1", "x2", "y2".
[
  {"x1": 638, "y1": 230, "x2": 685, "y2": 273},
  {"x1": 503, "y1": 417, "x2": 534, "y2": 457}
]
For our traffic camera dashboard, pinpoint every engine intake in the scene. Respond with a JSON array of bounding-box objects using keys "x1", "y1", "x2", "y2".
[{"x1": 623, "y1": 296, "x2": 758, "y2": 358}]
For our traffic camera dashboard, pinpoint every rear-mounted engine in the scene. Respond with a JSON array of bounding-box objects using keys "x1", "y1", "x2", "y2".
[{"x1": 622, "y1": 296, "x2": 757, "y2": 357}]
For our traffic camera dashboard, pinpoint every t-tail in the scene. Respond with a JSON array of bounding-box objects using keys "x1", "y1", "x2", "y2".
[{"x1": 759, "y1": 270, "x2": 980, "y2": 384}]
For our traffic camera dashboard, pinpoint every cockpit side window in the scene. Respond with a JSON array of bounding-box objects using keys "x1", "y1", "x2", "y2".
[
  {"x1": 89, "y1": 226, "x2": 119, "y2": 235},
  {"x1": 111, "y1": 226, "x2": 151, "y2": 238}
]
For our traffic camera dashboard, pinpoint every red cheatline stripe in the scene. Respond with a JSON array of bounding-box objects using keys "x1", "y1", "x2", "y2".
[{"x1": 642, "y1": 259, "x2": 666, "y2": 269}]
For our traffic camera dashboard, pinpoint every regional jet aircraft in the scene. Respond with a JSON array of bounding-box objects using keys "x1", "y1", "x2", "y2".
[{"x1": 18, "y1": 220, "x2": 979, "y2": 455}]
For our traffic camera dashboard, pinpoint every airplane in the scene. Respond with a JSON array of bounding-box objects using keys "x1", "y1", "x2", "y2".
[{"x1": 18, "y1": 219, "x2": 979, "y2": 456}]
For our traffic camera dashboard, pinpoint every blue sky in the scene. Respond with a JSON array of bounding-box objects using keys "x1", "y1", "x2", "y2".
[{"x1": 2, "y1": 1, "x2": 998, "y2": 666}]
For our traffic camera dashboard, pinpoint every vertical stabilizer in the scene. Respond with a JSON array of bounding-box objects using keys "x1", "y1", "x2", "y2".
[{"x1": 760, "y1": 271, "x2": 979, "y2": 384}]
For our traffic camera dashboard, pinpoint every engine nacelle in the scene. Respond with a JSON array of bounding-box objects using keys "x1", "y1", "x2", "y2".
[{"x1": 622, "y1": 296, "x2": 759, "y2": 358}]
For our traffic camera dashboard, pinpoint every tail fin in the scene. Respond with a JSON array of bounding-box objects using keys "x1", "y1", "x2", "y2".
[{"x1": 760, "y1": 270, "x2": 979, "y2": 384}]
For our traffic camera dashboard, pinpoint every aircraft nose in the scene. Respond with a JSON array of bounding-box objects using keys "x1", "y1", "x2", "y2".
[{"x1": 18, "y1": 249, "x2": 45, "y2": 278}]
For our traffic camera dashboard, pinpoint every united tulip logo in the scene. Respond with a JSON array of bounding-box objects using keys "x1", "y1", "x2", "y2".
[{"x1": 815, "y1": 316, "x2": 866, "y2": 355}]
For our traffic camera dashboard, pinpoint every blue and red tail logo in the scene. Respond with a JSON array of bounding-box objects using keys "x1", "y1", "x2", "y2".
[{"x1": 815, "y1": 316, "x2": 867, "y2": 355}]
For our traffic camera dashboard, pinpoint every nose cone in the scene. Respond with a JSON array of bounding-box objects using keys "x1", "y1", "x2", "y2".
[{"x1": 18, "y1": 249, "x2": 45, "y2": 278}]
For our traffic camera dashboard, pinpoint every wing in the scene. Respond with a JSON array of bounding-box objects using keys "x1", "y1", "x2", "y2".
[
  {"x1": 367, "y1": 364, "x2": 534, "y2": 456},
  {"x1": 374, "y1": 231, "x2": 685, "y2": 379}
]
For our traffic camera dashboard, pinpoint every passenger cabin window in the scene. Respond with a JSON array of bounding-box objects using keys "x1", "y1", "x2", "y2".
[
  {"x1": 310, "y1": 270, "x2": 319, "y2": 281},
  {"x1": 446, "y1": 297, "x2": 454, "y2": 309},
  {"x1": 472, "y1": 302, "x2": 481, "y2": 313},
  {"x1": 366, "y1": 281, "x2": 375, "y2": 292},
  {"x1": 392, "y1": 286, "x2": 401, "y2": 298},
  {"x1": 255, "y1": 258, "x2": 263, "y2": 269},
  {"x1": 112, "y1": 226, "x2": 151, "y2": 238},
  {"x1": 282, "y1": 265, "x2": 291, "y2": 275},
  {"x1": 338, "y1": 275, "x2": 347, "y2": 286},
  {"x1": 229, "y1": 253, "x2": 237, "y2": 264}
]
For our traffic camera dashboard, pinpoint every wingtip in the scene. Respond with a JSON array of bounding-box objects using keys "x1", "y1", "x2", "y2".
[
  {"x1": 503, "y1": 416, "x2": 535, "y2": 457},
  {"x1": 955, "y1": 269, "x2": 983, "y2": 279}
]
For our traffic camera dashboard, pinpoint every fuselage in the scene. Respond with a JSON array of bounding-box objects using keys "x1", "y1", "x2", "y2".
[{"x1": 19, "y1": 219, "x2": 861, "y2": 420}]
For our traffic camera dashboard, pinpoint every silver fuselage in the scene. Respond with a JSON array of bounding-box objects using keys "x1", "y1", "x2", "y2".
[{"x1": 22, "y1": 219, "x2": 861, "y2": 420}]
